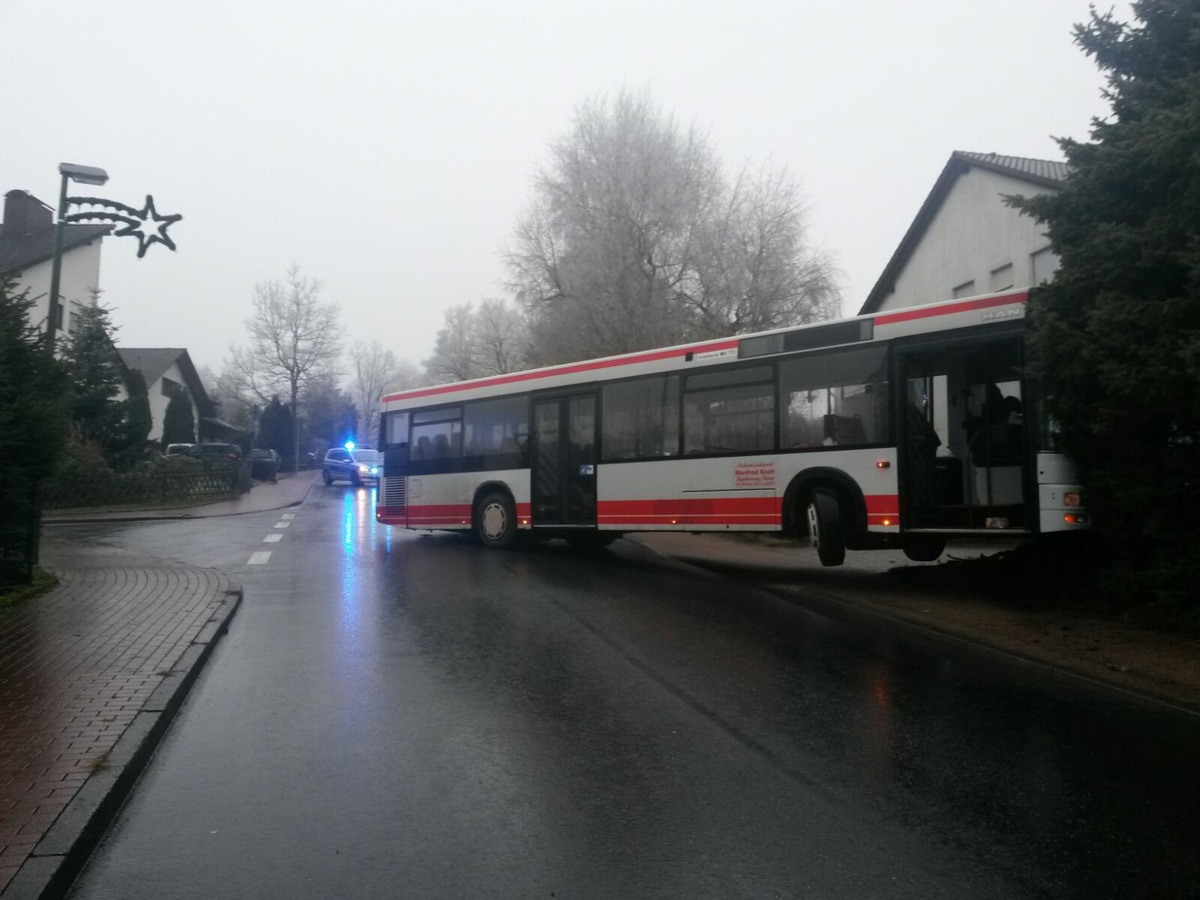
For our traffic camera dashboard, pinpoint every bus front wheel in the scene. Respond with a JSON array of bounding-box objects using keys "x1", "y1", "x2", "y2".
[
  {"x1": 476, "y1": 490, "x2": 517, "y2": 549},
  {"x1": 902, "y1": 534, "x2": 946, "y2": 562},
  {"x1": 807, "y1": 490, "x2": 846, "y2": 566}
]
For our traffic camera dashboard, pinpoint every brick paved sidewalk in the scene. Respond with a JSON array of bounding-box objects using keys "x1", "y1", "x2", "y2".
[{"x1": 0, "y1": 538, "x2": 240, "y2": 898}]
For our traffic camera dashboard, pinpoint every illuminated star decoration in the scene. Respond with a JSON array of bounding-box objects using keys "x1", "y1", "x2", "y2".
[{"x1": 64, "y1": 194, "x2": 183, "y2": 258}]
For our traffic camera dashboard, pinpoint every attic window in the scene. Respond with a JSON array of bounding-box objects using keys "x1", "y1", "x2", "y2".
[
  {"x1": 1031, "y1": 246, "x2": 1058, "y2": 285},
  {"x1": 952, "y1": 280, "x2": 976, "y2": 299},
  {"x1": 989, "y1": 263, "x2": 1014, "y2": 292},
  {"x1": 161, "y1": 376, "x2": 180, "y2": 398}
]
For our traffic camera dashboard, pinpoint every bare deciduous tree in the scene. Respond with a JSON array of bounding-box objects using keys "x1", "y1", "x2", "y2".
[
  {"x1": 473, "y1": 299, "x2": 527, "y2": 376},
  {"x1": 227, "y1": 265, "x2": 343, "y2": 470},
  {"x1": 423, "y1": 303, "x2": 480, "y2": 383},
  {"x1": 422, "y1": 300, "x2": 529, "y2": 384},
  {"x1": 685, "y1": 162, "x2": 842, "y2": 336},
  {"x1": 349, "y1": 340, "x2": 421, "y2": 444},
  {"x1": 506, "y1": 88, "x2": 839, "y2": 365}
]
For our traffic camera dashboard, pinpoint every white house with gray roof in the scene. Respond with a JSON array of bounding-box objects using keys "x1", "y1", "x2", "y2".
[
  {"x1": 0, "y1": 189, "x2": 110, "y2": 340},
  {"x1": 858, "y1": 152, "x2": 1067, "y2": 315},
  {"x1": 115, "y1": 348, "x2": 241, "y2": 445}
]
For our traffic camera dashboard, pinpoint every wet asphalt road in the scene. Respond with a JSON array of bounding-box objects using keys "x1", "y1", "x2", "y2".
[{"x1": 59, "y1": 486, "x2": 1199, "y2": 899}]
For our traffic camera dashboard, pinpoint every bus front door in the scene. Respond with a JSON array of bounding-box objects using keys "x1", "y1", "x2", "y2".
[
  {"x1": 898, "y1": 335, "x2": 1029, "y2": 533},
  {"x1": 531, "y1": 394, "x2": 598, "y2": 528}
]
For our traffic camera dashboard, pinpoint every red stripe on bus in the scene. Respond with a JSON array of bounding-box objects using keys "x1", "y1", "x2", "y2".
[
  {"x1": 382, "y1": 338, "x2": 740, "y2": 403},
  {"x1": 598, "y1": 497, "x2": 780, "y2": 527},
  {"x1": 598, "y1": 497, "x2": 779, "y2": 515},
  {"x1": 405, "y1": 503, "x2": 473, "y2": 525},
  {"x1": 865, "y1": 495, "x2": 898, "y2": 514},
  {"x1": 376, "y1": 502, "x2": 533, "y2": 525},
  {"x1": 382, "y1": 495, "x2": 900, "y2": 528},
  {"x1": 865, "y1": 494, "x2": 899, "y2": 526},
  {"x1": 873, "y1": 291, "x2": 1028, "y2": 326},
  {"x1": 601, "y1": 516, "x2": 778, "y2": 526}
]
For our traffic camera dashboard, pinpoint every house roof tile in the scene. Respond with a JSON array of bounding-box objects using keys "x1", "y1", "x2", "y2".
[{"x1": 117, "y1": 347, "x2": 214, "y2": 417}]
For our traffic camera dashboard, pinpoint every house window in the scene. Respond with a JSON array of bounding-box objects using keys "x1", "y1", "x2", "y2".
[
  {"x1": 1031, "y1": 246, "x2": 1058, "y2": 285},
  {"x1": 989, "y1": 263, "x2": 1014, "y2": 292},
  {"x1": 952, "y1": 280, "x2": 976, "y2": 299},
  {"x1": 161, "y1": 377, "x2": 180, "y2": 398},
  {"x1": 66, "y1": 301, "x2": 83, "y2": 334}
]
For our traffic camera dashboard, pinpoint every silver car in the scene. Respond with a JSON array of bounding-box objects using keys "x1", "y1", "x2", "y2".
[{"x1": 322, "y1": 447, "x2": 380, "y2": 486}]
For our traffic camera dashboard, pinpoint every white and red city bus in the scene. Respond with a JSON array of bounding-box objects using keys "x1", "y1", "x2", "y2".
[{"x1": 375, "y1": 289, "x2": 1088, "y2": 565}]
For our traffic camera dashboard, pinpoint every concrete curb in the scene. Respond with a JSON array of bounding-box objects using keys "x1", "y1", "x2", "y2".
[
  {"x1": 1, "y1": 585, "x2": 243, "y2": 900},
  {"x1": 43, "y1": 477, "x2": 314, "y2": 526}
]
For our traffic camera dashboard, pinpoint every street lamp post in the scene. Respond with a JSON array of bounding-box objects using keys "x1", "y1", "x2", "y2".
[{"x1": 45, "y1": 162, "x2": 109, "y2": 353}]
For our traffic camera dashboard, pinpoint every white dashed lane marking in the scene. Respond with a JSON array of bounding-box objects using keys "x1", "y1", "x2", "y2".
[{"x1": 247, "y1": 512, "x2": 299, "y2": 565}]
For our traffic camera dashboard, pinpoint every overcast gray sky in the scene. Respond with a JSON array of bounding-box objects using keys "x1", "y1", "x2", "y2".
[{"x1": 3, "y1": 0, "x2": 1127, "y2": 378}]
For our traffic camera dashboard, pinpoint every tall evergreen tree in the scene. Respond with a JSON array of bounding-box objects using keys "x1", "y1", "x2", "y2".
[
  {"x1": 0, "y1": 276, "x2": 68, "y2": 576},
  {"x1": 257, "y1": 396, "x2": 293, "y2": 457},
  {"x1": 162, "y1": 388, "x2": 196, "y2": 445},
  {"x1": 117, "y1": 368, "x2": 153, "y2": 468},
  {"x1": 1012, "y1": 1, "x2": 1200, "y2": 618},
  {"x1": 60, "y1": 305, "x2": 127, "y2": 457}
]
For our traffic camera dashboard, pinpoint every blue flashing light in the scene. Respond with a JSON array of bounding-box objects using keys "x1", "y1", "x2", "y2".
[{"x1": 344, "y1": 440, "x2": 356, "y2": 451}]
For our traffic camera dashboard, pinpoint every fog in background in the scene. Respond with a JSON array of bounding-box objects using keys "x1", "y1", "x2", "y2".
[{"x1": 2, "y1": 0, "x2": 1127, "y2": 376}]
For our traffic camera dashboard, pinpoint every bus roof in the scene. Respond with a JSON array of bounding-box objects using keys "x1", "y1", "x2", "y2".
[{"x1": 382, "y1": 289, "x2": 1029, "y2": 407}]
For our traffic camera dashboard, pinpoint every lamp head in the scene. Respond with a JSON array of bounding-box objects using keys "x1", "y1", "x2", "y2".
[{"x1": 59, "y1": 162, "x2": 109, "y2": 186}]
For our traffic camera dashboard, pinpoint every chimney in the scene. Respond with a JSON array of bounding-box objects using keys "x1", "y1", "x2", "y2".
[{"x1": 2, "y1": 190, "x2": 53, "y2": 237}]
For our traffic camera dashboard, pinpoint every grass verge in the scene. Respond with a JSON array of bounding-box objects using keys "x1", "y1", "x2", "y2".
[{"x1": 0, "y1": 568, "x2": 59, "y2": 612}]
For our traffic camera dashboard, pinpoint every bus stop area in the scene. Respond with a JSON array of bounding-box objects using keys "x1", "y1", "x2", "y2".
[{"x1": 2, "y1": 474, "x2": 1197, "y2": 897}]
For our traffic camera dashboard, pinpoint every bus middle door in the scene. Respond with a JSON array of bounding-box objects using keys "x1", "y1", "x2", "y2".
[{"x1": 531, "y1": 393, "x2": 598, "y2": 529}]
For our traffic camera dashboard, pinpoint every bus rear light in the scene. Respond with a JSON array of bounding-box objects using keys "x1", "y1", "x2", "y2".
[
  {"x1": 1063, "y1": 491, "x2": 1082, "y2": 507},
  {"x1": 876, "y1": 460, "x2": 890, "y2": 469},
  {"x1": 1064, "y1": 513, "x2": 1088, "y2": 525},
  {"x1": 881, "y1": 518, "x2": 893, "y2": 527}
]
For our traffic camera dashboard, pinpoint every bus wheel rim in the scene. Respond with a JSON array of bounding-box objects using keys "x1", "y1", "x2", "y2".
[{"x1": 482, "y1": 502, "x2": 507, "y2": 539}]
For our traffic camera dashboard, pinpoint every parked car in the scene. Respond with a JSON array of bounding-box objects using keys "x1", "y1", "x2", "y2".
[
  {"x1": 322, "y1": 446, "x2": 380, "y2": 486},
  {"x1": 165, "y1": 443, "x2": 195, "y2": 457},
  {"x1": 248, "y1": 448, "x2": 280, "y2": 482},
  {"x1": 189, "y1": 442, "x2": 242, "y2": 463}
]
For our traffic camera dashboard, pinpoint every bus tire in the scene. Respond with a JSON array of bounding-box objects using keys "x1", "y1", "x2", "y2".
[
  {"x1": 902, "y1": 534, "x2": 946, "y2": 562},
  {"x1": 807, "y1": 490, "x2": 846, "y2": 567},
  {"x1": 476, "y1": 490, "x2": 517, "y2": 549},
  {"x1": 566, "y1": 532, "x2": 619, "y2": 550}
]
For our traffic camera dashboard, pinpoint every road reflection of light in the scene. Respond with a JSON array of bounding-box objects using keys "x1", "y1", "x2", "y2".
[
  {"x1": 339, "y1": 488, "x2": 392, "y2": 640},
  {"x1": 860, "y1": 662, "x2": 896, "y2": 781},
  {"x1": 340, "y1": 491, "x2": 362, "y2": 644}
]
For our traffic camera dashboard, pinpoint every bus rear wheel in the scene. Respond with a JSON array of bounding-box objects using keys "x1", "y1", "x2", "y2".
[
  {"x1": 566, "y1": 532, "x2": 619, "y2": 550},
  {"x1": 807, "y1": 490, "x2": 846, "y2": 567},
  {"x1": 902, "y1": 534, "x2": 946, "y2": 562},
  {"x1": 476, "y1": 490, "x2": 517, "y2": 549}
]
